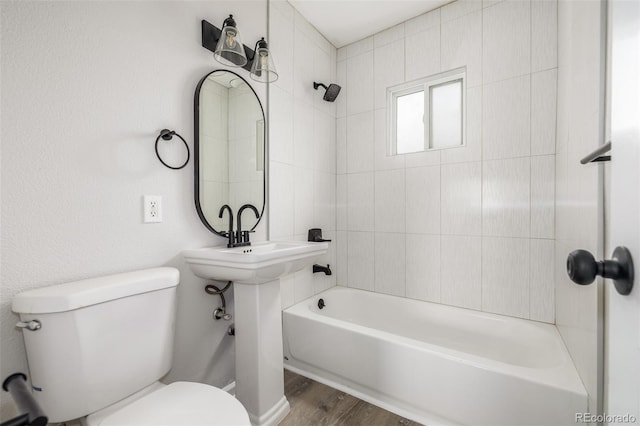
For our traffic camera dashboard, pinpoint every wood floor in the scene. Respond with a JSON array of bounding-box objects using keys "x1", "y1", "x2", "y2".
[{"x1": 280, "y1": 370, "x2": 422, "y2": 426}]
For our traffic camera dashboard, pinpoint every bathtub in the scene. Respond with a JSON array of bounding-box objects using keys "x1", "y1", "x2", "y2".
[{"x1": 283, "y1": 287, "x2": 587, "y2": 425}]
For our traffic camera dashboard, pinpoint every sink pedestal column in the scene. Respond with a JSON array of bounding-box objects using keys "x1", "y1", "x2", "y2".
[{"x1": 234, "y1": 279, "x2": 290, "y2": 426}]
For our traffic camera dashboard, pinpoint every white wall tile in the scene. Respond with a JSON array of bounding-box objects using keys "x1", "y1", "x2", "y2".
[
  {"x1": 374, "y1": 233, "x2": 406, "y2": 296},
  {"x1": 293, "y1": 99, "x2": 316, "y2": 167},
  {"x1": 337, "y1": 47, "x2": 347, "y2": 62},
  {"x1": 405, "y1": 26, "x2": 441, "y2": 82},
  {"x1": 314, "y1": 229, "x2": 337, "y2": 293},
  {"x1": 314, "y1": 170, "x2": 333, "y2": 232},
  {"x1": 313, "y1": 110, "x2": 333, "y2": 172},
  {"x1": 482, "y1": 237, "x2": 530, "y2": 318},
  {"x1": 530, "y1": 238, "x2": 554, "y2": 323},
  {"x1": 346, "y1": 111, "x2": 375, "y2": 173},
  {"x1": 336, "y1": 230, "x2": 348, "y2": 286},
  {"x1": 346, "y1": 36, "x2": 374, "y2": 58},
  {"x1": 346, "y1": 51, "x2": 374, "y2": 115},
  {"x1": 405, "y1": 9, "x2": 440, "y2": 36},
  {"x1": 406, "y1": 234, "x2": 441, "y2": 302},
  {"x1": 531, "y1": 155, "x2": 555, "y2": 239},
  {"x1": 374, "y1": 169, "x2": 405, "y2": 233},
  {"x1": 441, "y1": 0, "x2": 482, "y2": 22},
  {"x1": 337, "y1": 116, "x2": 347, "y2": 173},
  {"x1": 374, "y1": 39, "x2": 405, "y2": 109},
  {"x1": 328, "y1": 0, "x2": 558, "y2": 322},
  {"x1": 294, "y1": 267, "x2": 314, "y2": 303},
  {"x1": 441, "y1": 86, "x2": 482, "y2": 164},
  {"x1": 531, "y1": 69, "x2": 557, "y2": 156},
  {"x1": 374, "y1": 23, "x2": 405, "y2": 48},
  {"x1": 441, "y1": 235, "x2": 482, "y2": 309},
  {"x1": 347, "y1": 172, "x2": 374, "y2": 231},
  {"x1": 532, "y1": 0, "x2": 557, "y2": 72},
  {"x1": 441, "y1": 161, "x2": 482, "y2": 235},
  {"x1": 483, "y1": 75, "x2": 531, "y2": 160},
  {"x1": 441, "y1": 10, "x2": 482, "y2": 87},
  {"x1": 483, "y1": 0, "x2": 505, "y2": 7},
  {"x1": 269, "y1": 85, "x2": 294, "y2": 164},
  {"x1": 269, "y1": 161, "x2": 294, "y2": 239},
  {"x1": 271, "y1": 0, "x2": 294, "y2": 21},
  {"x1": 313, "y1": 48, "x2": 334, "y2": 114},
  {"x1": 482, "y1": 0, "x2": 531, "y2": 84},
  {"x1": 406, "y1": 165, "x2": 440, "y2": 234},
  {"x1": 403, "y1": 147, "x2": 441, "y2": 168},
  {"x1": 294, "y1": 167, "x2": 314, "y2": 235},
  {"x1": 293, "y1": 29, "x2": 317, "y2": 101},
  {"x1": 270, "y1": 5, "x2": 294, "y2": 94},
  {"x1": 337, "y1": 174, "x2": 347, "y2": 230},
  {"x1": 374, "y1": 108, "x2": 405, "y2": 170},
  {"x1": 482, "y1": 157, "x2": 531, "y2": 237},
  {"x1": 347, "y1": 231, "x2": 375, "y2": 290},
  {"x1": 336, "y1": 60, "x2": 347, "y2": 118}
]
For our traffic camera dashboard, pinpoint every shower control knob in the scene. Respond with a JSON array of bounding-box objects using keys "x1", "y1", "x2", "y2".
[{"x1": 566, "y1": 246, "x2": 634, "y2": 295}]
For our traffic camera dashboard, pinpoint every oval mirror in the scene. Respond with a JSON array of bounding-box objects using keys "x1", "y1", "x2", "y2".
[{"x1": 194, "y1": 70, "x2": 265, "y2": 236}]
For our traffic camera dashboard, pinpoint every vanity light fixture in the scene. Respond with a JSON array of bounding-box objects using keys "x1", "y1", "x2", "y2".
[
  {"x1": 201, "y1": 18, "x2": 278, "y2": 83},
  {"x1": 250, "y1": 38, "x2": 278, "y2": 83},
  {"x1": 213, "y1": 15, "x2": 247, "y2": 67}
]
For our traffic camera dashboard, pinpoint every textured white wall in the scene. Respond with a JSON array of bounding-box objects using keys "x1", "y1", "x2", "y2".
[
  {"x1": 335, "y1": 0, "x2": 558, "y2": 323},
  {"x1": 555, "y1": 0, "x2": 606, "y2": 414},
  {"x1": 0, "y1": 1, "x2": 266, "y2": 419},
  {"x1": 268, "y1": 0, "x2": 338, "y2": 308}
]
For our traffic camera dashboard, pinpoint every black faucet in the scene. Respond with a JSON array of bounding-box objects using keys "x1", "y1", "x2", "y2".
[
  {"x1": 236, "y1": 204, "x2": 260, "y2": 246},
  {"x1": 218, "y1": 205, "x2": 235, "y2": 248},
  {"x1": 313, "y1": 264, "x2": 332, "y2": 275}
]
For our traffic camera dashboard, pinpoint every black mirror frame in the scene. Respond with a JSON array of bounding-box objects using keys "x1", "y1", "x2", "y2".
[{"x1": 194, "y1": 69, "x2": 266, "y2": 236}]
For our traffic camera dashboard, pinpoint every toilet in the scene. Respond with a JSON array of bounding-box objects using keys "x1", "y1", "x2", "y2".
[{"x1": 12, "y1": 267, "x2": 250, "y2": 425}]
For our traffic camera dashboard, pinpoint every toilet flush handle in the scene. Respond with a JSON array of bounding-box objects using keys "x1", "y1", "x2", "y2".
[{"x1": 16, "y1": 320, "x2": 41, "y2": 331}]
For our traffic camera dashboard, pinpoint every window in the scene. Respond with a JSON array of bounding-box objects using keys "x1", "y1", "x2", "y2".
[{"x1": 388, "y1": 68, "x2": 466, "y2": 155}]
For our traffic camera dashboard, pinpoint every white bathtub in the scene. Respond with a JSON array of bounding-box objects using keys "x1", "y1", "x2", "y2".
[{"x1": 283, "y1": 287, "x2": 587, "y2": 425}]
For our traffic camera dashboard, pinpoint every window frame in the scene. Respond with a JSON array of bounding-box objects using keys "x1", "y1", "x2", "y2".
[{"x1": 387, "y1": 67, "x2": 467, "y2": 155}]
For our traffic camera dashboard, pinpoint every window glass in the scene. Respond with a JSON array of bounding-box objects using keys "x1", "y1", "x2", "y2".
[
  {"x1": 430, "y1": 79, "x2": 462, "y2": 149},
  {"x1": 396, "y1": 91, "x2": 424, "y2": 154},
  {"x1": 387, "y1": 68, "x2": 466, "y2": 156}
]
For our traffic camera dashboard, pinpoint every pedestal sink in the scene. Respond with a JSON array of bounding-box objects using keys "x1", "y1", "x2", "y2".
[{"x1": 183, "y1": 241, "x2": 328, "y2": 426}]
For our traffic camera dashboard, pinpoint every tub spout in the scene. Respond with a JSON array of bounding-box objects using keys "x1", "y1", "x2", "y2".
[{"x1": 313, "y1": 264, "x2": 332, "y2": 275}]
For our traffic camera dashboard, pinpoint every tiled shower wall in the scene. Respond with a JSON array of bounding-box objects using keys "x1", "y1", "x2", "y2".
[
  {"x1": 335, "y1": 0, "x2": 558, "y2": 322},
  {"x1": 268, "y1": 1, "x2": 338, "y2": 308}
]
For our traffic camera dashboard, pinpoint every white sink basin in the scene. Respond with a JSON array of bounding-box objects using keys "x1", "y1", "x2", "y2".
[{"x1": 183, "y1": 241, "x2": 329, "y2": 284}]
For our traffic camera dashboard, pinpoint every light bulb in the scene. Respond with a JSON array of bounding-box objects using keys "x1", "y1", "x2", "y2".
[{"x1": 225, "y1": 30, "x2": 236, "y2": 48}]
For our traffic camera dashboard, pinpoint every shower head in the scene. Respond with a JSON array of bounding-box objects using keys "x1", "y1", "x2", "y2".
[{"x1": 313, "y1": 82, "x2": 342, "y2": 102}]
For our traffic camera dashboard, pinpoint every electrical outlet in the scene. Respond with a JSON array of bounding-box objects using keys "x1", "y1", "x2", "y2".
[{"x1": 143, "y1": 195, "x2": 162, "y2": 223}]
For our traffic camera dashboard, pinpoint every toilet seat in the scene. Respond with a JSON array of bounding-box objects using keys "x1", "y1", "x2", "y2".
[{"x1": 87, "y1": 382, "x2": 251, "y2": 426}]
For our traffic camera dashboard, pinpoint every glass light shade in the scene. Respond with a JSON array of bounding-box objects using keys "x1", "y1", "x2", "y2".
[
  {"x1": 250, "y1": 44, "x2": 278, "y2": 83},
  {"x1": 213, "y1": 17, "x2": 248, "y2": 67}
]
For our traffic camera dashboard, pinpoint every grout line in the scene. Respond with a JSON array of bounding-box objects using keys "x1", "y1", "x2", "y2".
[
  {"x1": 528, "y1": 0, "x2": 533, "y2": 320},
  {"x1": 479, "y1": 2, "x2": 484, "y2": 312}
]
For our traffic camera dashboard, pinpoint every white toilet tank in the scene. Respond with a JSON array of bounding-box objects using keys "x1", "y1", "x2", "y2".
[{"x1": 12, "y1": 267, "x2": 180, "y2": 423}]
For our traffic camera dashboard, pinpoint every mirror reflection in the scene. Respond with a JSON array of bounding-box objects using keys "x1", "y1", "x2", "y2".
[{"x1": 195, "y1": 70, "x2": 265, "y2": 236}]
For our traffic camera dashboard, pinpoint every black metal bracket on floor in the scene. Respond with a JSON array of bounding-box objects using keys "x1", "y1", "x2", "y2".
[{"x1": 1, "y1": 373, "x2": 48, "y2": 426}]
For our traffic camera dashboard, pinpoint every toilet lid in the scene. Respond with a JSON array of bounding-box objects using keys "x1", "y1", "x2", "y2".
[{"x1": 96, "y1": 382, "x2": 251, "y2": 426}]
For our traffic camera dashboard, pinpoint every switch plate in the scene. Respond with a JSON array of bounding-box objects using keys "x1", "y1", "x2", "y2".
[{"x1": 143, "y1": 195, "x2": 162, "y2": 223}]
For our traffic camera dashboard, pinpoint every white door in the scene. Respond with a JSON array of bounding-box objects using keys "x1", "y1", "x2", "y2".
[{"x1": 605, "y1": 0, "x2": 640, "y2": 422}]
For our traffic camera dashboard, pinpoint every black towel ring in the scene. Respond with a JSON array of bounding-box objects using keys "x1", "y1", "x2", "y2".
[{"x1": 155, "y1": 129, "x2": 190, "y2": 170}]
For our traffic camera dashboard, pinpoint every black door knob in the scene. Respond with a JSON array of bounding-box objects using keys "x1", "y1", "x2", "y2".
[{"x1": 566, "y1": 246, "x2": 634, "y2": 295}]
